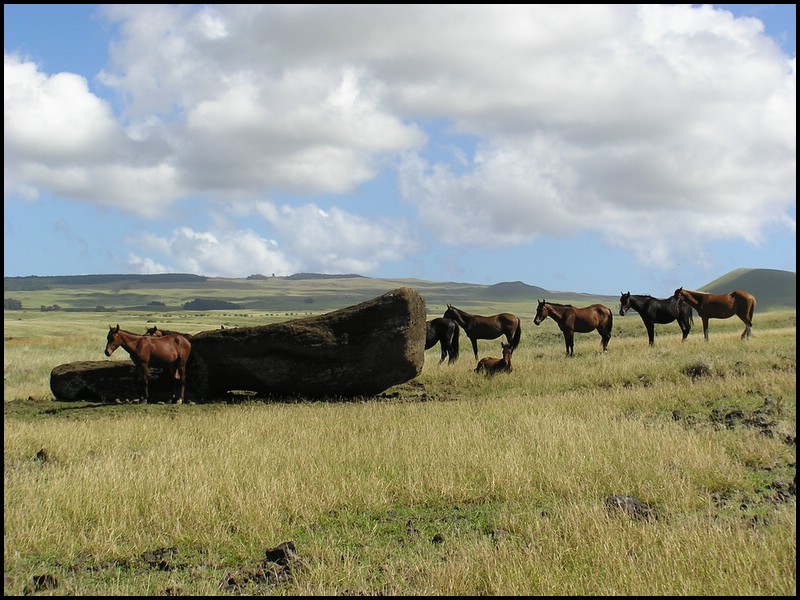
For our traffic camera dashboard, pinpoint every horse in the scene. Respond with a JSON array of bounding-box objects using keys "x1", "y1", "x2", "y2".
[
  {"x1": 619, "y1": 292, "x2": 693, "y2": 346},
  {"x1": 443, "y1": 304, "x2": 522, "y2": 361},
  {"x1": 475, "y1": 342, "x2": 514, "y2": 375},
  {"x1": 105, "y1": 325, "x2": 192, "y2": 403},
  {"x1": 533, "y1": 299, "x2": 613, "y2": 356},
  {"x1": 425, "y1": 317, "x2": 460, "y2": 364},
  {"x1": 144, "y1": 325, "x2": 193, "y2": 339},
  {"x1": 672, "y1": 287, "x2": 756, "y2": 341}
]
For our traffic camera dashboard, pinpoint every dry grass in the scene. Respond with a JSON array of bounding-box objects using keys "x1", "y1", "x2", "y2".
[{"x1": 3, "y1": 308, "x2": 796, "y2": 595}]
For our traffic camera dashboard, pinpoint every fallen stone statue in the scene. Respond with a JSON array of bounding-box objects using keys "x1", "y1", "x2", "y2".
[{"x1": 50, "y1": 287, "x2": 427, "y2": 402}]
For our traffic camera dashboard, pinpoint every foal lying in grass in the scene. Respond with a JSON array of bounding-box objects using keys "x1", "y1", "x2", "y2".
[{"x1": 475, "y1": 342, "x2": 514, "y2": 375}]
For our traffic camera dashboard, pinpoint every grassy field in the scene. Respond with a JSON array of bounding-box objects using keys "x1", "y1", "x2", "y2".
[{"x1": 3, "y1": 294, "x2": 796, "y2": 595}]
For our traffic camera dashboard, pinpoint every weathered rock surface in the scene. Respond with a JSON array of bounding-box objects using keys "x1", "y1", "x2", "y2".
[
  {"x1": 49, "y1": 361, "x2": 178, "y2": 403},
  {"x1": 50, "y1": 287, "x2": 427, "y2": 402}
]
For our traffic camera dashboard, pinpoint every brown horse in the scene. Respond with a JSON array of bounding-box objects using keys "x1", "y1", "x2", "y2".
[
  {"x1": 105, "y1": 325, "x2": 192, "y2": 403},
  {"x1": 475, "y1": 342, "x2": 514, "y2": 375},
  {"x1": 443, "y1": 304, "x2": 521, "y2": 361},
  {"x1": 533, "y1": 299, "x2": 613, "y2": 356},
  {"x1": 144, "y1": 325, "x2": 193, "y2": 339},
  {"x1": 672, "y1": 287, "x2": 756, "y2": 341}
]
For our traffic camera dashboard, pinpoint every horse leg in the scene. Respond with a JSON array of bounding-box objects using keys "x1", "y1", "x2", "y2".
[
  {"x1": 439, "y1": 341, "x2": 447, "y2": 364},
  {"x1": 679, "y1": 317, "x2": 689, "y2": 341},
  {"x1": 645, "y1": 322, "x2": 655, "y2": 346},
  {"x1": 702, "y1": 317, "x2": 710, "y2": 342},
  {"x1": 739, "y1": 311, "x2": 752, "y2": 340},
  {"x1": 602, "y1": 329, "x2": 611, "y2": 353},
  {"x1": 564, "y1": 333, "x2": 573, "y2": 357},
  {"x1": 176, "y1": 360, "x2": 186, "y2": 404},
  {"x1": 471, "y1": 337, "x2": 479, "y2": 361},
  {"x1": 140, "y1": 364, "x2": 150, "y2": 403}
]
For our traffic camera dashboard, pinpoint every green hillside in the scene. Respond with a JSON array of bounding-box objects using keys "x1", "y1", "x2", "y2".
[
  {"x1": 699, "y1": 268, "x2": 795, "y2": 310},
  {"x1": 3, "y1": 268, "x2": 795, "y2": 314}
]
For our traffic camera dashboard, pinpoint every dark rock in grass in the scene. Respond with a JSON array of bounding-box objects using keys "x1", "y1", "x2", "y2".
[
  {"x1": 49, "y1": 361, "x2": 184, "y2": 404},
  {"x1": 50, "y1": 287, "x2": 426, "y2": 402},
  {"x1": 605, "y1": 495, "x2": 658, "y2": 521},
  {"x1": 186, "y1": 287, "x2": 425, "y2": 399}
]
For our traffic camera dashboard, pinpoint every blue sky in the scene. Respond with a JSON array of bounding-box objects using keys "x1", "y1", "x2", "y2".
[{"x1": 4, "y1": 4, "x2": 796, "y2": 295}]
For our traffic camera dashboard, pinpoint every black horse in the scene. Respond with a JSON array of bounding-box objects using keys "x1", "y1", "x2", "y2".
[
  {"x1": 425, "y1": 317, "x2": 460, "y2": 364},
  {"x1": 619, "y1": 292, "x2": 693, "y2": 346}
]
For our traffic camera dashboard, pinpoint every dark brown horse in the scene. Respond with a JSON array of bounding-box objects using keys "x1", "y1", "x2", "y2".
[
  {"x1": 443, "y1": 304, "x2": 521, "y2": 361},
  {"x1": 425, "y1": 317, "x2": 460, "y2": 364},
  {"x1": 619, "y1": 292, "x2": 693, "y2": 346},
  {"x1": 144, "y1": 325, "x2": 193, "y2": 339},
  {"x1": 475, "y1": 342, "x2": 514, "y2": 375},
  {"x1": 672, "y1": 287, "x2": 756, "y2": 341},
  {"x1": 105, "y1": 325, "x2": 192, "y2": 403},
  {"x1": 533, "y1": 299, "x2": 613, "y2": 356}
]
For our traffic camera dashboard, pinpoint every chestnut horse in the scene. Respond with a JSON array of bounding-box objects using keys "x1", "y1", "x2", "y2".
[
  {"x1": 619, "y1": 292, "x2": 693, "y2": 346},
  {"x1": 105, "y1": 325, "x2": 192, "y2": 403},
  {"x1": 425, "y1": 317, "x2": 460, "y2": 364},
  {"x1": 475, "y1": 342, "x2": 514, "y2": 375},
  {"x1": 533, "y1": 299, "x2": 613, "y2": 356},
  {"x1": 672, "y1": 287, "x2": 756, "y2": 341},
  {"x1": 443, "y1": 304, "x2": 521, "y2": 361}
]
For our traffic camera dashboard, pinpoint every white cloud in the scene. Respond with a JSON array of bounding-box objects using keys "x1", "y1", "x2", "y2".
[
  {"x1": 4, "y1": 5, "x2": 795, "y2": 277},
  {"x1": 126, "y1": 226, "x2": 296, "y2": 277}
]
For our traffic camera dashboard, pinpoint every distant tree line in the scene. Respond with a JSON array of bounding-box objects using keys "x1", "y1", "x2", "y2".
[{"x1": 182, "y1": 299, "x2": 243, "y2": 310}]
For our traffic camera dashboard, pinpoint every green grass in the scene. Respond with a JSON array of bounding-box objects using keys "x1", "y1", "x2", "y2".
[{"x1": 3, "y1": 300, "x2": 796, "y2": 596}]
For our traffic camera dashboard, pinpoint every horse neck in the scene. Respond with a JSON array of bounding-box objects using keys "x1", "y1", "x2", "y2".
[
  {"x1": 115, "y1": 329, "x2": 142, "y2": 353},
  {"x1": 682, "y1": 290, "x2": 705, "y2": 307},
  {"x1": 544, "y1": 303, "x2": 567, "y2": 323},
  {"x1": 448, "y1": 308, "x2": 469, "y2": 327}
]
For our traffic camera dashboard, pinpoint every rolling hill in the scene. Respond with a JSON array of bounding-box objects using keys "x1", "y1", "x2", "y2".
[{"x1": 2, "y1": 268, "x2": 795, "y2": 313}]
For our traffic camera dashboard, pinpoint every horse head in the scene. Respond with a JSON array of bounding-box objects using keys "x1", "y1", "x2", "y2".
[
  {"x1": 619, "y1": 292, "x2": 631, "y2": 316},
  {"x1": 533, "y1": 299, "x2": 547, "y2": 325},
  {"x1": 105, "y1": 324, "x2": 122, "y2": 356}
]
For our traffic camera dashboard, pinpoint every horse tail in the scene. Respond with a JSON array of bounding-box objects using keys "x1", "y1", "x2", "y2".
[
  {"x1": 451, "y1": 323, "x2": 460, "y2": 361},
  {"x1": 512, "y1": 320, "x2": 522, "y2": 349}
]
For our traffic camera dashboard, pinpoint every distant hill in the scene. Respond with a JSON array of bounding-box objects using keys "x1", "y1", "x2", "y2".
[
  {"x1": 481, "y1": 281, "x2": 549, "y2": 300},
  {"x1": 699, "y1": 268, "x2": 795, "y2": 311},
  {"x1": 2, "y1": 268, "x2": 794, "y2": 312}
]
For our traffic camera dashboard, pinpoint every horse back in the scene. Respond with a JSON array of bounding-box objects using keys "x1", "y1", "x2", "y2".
[
  {"x1": 138, "y1": 334, "x2": 190, "y2": 365},
  {"x1": 731, "y1": 290, "x2": 756, "y2": 306}
]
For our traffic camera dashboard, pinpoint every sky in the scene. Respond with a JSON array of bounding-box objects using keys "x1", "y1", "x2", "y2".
[{"x1": 4, "y1": 4, "x2": 796, "y2": 296}]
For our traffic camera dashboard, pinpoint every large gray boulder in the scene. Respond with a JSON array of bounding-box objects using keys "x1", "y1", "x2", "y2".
[{"x1": 50, "y1": 287, "x2": 427, "y2": 402}]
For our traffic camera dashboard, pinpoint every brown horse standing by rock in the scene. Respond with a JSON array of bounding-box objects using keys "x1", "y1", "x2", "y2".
[
  {"x1": 105, "y1": 325, "x2": 192, "y2": 403},
  {"x1": 672, "y1": 288, "x2": 756, "y2": 341},
  {"x1": 533, "y1": 299, "x2": 613, "y2": 356},
  {"x1": 443, "y1": 304, "x2": 521, "y2": 361}
]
